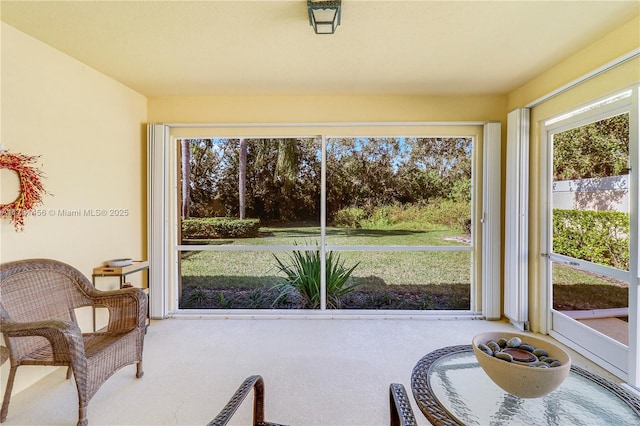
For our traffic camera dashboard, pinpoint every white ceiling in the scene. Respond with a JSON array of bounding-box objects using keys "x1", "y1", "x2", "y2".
[{"x1": 1, "y1": 1, "x2": 638, "y2": 97}]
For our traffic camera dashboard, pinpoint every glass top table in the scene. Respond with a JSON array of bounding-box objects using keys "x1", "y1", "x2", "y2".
[{"x1": 411, "y1": 345, "x2": 640, "y2": 425}]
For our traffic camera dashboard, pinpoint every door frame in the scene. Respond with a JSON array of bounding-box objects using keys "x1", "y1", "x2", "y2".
[{"x1": 539, "y1": 87, "x2": 637, "y2": 381}]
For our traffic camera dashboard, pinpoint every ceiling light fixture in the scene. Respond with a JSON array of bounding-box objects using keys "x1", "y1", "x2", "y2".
[{"x1": 307, "y1": 0, "x2": 341, "y2": 34}]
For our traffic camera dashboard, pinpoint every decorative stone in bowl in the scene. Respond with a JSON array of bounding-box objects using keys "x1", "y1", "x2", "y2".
[{"x1": 472, "y1": 331, "x2": 571, "y2": 398}]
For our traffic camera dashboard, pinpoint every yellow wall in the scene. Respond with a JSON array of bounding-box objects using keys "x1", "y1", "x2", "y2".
[
  {"x1": 508, "y1": 15, "x2": 640, "y2": 111},
  {"x1": 1, "y1": 23, "x2": 147, "y2": 394},
  {"x1": 149, "y1": 94, "x2": 507, "y2": 124}
]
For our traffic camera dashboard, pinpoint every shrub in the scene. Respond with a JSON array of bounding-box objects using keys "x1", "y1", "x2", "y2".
[
  {"x1": 333, "y1": 201, "x2": 472, "y2": 232},
  {"x1": 360, "y1": 204, "x2": 399, "y2": 229},
  {"x1": 272, "y1": 244, "x2": 360, "y2": 309},
  {"x1": 333, "y1": 207, "x2": 367, "y2": 228},
  {"x1": 182, "y1": 217, "x2": 260, "y2": 239},
  {"x1": 355, "y1": 201, "x2": 471, "y2": 232},
  {"x1": 553, "y1": 209, "x2": 629, "y2": 270},
  {"x1": 420, "y1": 199, "x2": 471, "y2": 232}
]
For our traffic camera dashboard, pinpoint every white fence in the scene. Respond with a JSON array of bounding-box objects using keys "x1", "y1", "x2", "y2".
[{"x1": 553, "y1": 174, "x2": 629, "y2": 212}]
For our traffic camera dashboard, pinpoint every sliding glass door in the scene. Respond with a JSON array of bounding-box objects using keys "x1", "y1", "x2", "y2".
[
  {"x1": 175, "y1": 134, "x2": 476, "y2": 312},
  {"x1": 147, "y1": 122, "x2": 501, "y2": 320}
]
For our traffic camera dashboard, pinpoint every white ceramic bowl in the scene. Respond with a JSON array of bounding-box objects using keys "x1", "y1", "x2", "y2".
[
  {"x1": 472, "y1": 331, "x2": 571, "y2": 398},
  {"x1": 107, "y1": 258, "x2": 133, "y2": 268}
]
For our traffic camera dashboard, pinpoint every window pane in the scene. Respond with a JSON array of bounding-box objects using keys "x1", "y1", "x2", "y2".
[
  {"x1": 178, "y1": 137, "x2": 322, "y2": 309},
  {"x1": 337, "y1": 251, "x2": 471, "y2": 310},
  {"x1": 180, "y1": 250, "x2": 295, "y2": 309},
  {"x1": 551, "y1": 113, "x2": 630, "y2": 270},
  {"x1": 551, "y1": 112, "x2": 630, "y2": 345},
  {"x1": 326, "y1": 137, "x2": 472, "y2": 246},
  {"x1": 179, "y1": 138, "x2": 321, "y2": 246}
]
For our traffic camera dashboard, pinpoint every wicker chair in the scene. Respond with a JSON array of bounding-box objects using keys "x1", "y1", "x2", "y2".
[
  {"x1": 389, "y1": 383, "x2": 418, "y2": 426},
  {"x1": 208, "y1": 375, "x2": 286, "y2": 426},
  {"x1": 0, "y1": 258, "x2": 147, "y2": 426}
]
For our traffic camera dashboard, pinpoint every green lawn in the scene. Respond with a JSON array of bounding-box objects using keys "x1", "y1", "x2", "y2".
[
  {"x1": 552, "y1": 264, "x2": 622, "y2": 286},
  {"x1": 180, "y1": 224, "x2": 472, "y2": 309},
  {"x1": 181, "y1": 224, "x2": 471, "y2": 289},
  {"x1": 180, "y1": 225, "x2": 628, "y2": 310},
  {"x1": 552, "y1": 264, "x2": 628, "y2": 311}
]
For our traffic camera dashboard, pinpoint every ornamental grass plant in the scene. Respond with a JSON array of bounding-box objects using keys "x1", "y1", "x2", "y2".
[{"x1": 272, "y1": 245, "x2": 360, "y2": 309}]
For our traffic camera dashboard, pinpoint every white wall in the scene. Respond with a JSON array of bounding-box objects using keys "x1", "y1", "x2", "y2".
[{"x1": 553, "y1": 175, "x2": 629, "y2": 212}]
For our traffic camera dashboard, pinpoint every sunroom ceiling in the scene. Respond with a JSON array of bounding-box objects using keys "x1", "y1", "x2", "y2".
[{"x1": 1, "y1": 1, "x2": 638, "y2": 97}]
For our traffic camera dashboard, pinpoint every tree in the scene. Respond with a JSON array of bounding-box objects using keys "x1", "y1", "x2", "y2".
[
  {"x1": 181, "y1": 140, "x2": 191, "y2": 217},
  {"x1": 239, "y1": 138, "x2": 247, "y2": 219},
  {"x1": 553, "y1": 113, "x2": 629, "y2": 181},
  {"x1": 326, "y1": 137, "x2": 402, "y2": 215},
  {"x1": 325, "y1": 137, "x2": 472, "y2": 217},
  {"x1": 187, "y1": 139, "x2": 226, "y2": 217},
  {"x1": 214, "y1": 138, "x2": 319, "y2": 222},
  {"x1": 405, "y1": 137, "x2": 472, "y2": 201}
]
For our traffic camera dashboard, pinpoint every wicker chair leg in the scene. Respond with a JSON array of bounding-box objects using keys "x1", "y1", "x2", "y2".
[
  {"x1": 0, "y1": 366, "x2": 17, "y2": 422},
  {"x1": 77, "y1": 405, "x2": 88, "y2": 426},
  {"x1": 136, "y1": 361, "x2": 144, "y2": 378}
]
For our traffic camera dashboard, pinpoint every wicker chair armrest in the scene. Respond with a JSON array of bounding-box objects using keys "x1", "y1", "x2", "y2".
[
  {"x1": 208, "y1": 375, "x2": 285, "y2": 426},
  {"x1": 91, "y1": 288, "x2": 147, "y2": 331},
  {"x1": 390, "y1": 383, "x2": 418, "y2": 426},
  {"x1": 1, "y1": 319, "x2": 86, "y2": 364}
]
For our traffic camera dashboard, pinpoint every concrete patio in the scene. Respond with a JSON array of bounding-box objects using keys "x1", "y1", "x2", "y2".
[{"x1": 0, "y1": 317, "x2": 620, "y2": 425}]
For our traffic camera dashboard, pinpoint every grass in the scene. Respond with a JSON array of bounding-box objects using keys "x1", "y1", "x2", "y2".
[
  {"x1": 552, "y1": 263, "x2": 624, "y2": 286},
  {"x1": 180, "y1": 224, "x2": 628, "y2": 311},
  {"x1": 552, "y1": 264, "x2": 628, "y2": 311},
  {"x1": 180, "y1": 223, "x2": 472, "y2": 309},
  {"x1": 553, "y1": 285, "x2": 627, "y2": 311},
  {"x1": 180, "y1": 224, "x2": 470, "y2": 286}
]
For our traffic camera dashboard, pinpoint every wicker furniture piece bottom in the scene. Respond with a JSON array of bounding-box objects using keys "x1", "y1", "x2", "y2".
[
  {"x1": 208, "y1": 375, "x2": 286, "y2": 426},
  {"x1": 411, "y1": 344, "x2": 640, "y2": 426},
  {"x1": 389, "y1": 383, "x2": 418, "y2": 426},
  {"x1": 0, "y1": 258, "x2": 147, "y2": 426}
]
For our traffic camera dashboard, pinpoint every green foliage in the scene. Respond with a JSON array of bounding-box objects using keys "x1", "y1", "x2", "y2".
[
  {"x1": 184, "y1": 139, "x2": 227, "y2": 217},
  {"x1": 553, "y1": 113, "x2": 629, "y2": 180},
  {"x1": 420, "y1": 199, "x2": 472, "y2": 232},
  {"x1": 272, "y1": 245, "x2": 360, "y2": 309},
  {"x1": 360, "y1": 204, "x2": 399, "y2": 228},
  {"x1": 326, "y1": 137, "x2": 472, "y2": 219},
  {"x1": 185, "y1": 137, "x2": 473, "y2": 224},
  {"x1": 182, "y1": 217, "x2": 260, "y2": 239},
  {"x1": 449, "y1": 178, "x2": 472, "y2": 203},
  {"x1": 553, "y1": 209, "x2": 629, "y2": 270},
  {"x1": 220, "y1": 138, "x2": 320, "y2": 222},
  {"x1": 333, "y1": 207, "x2": 367, "y2": 227},
  {"x1": 186, "y1": 287, "x2": 208, "y2": 307},
  {"x1": 334, "y1": 201, "x2": 471, "y2": 233}
]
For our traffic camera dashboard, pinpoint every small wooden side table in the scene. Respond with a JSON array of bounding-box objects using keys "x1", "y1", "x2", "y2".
[
  {"x1": 91, "y1": 261, "x2": 150, "y2": 331},
  {"x1": 92, "y1": 260, "x2": 149, "y2": 289}
]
